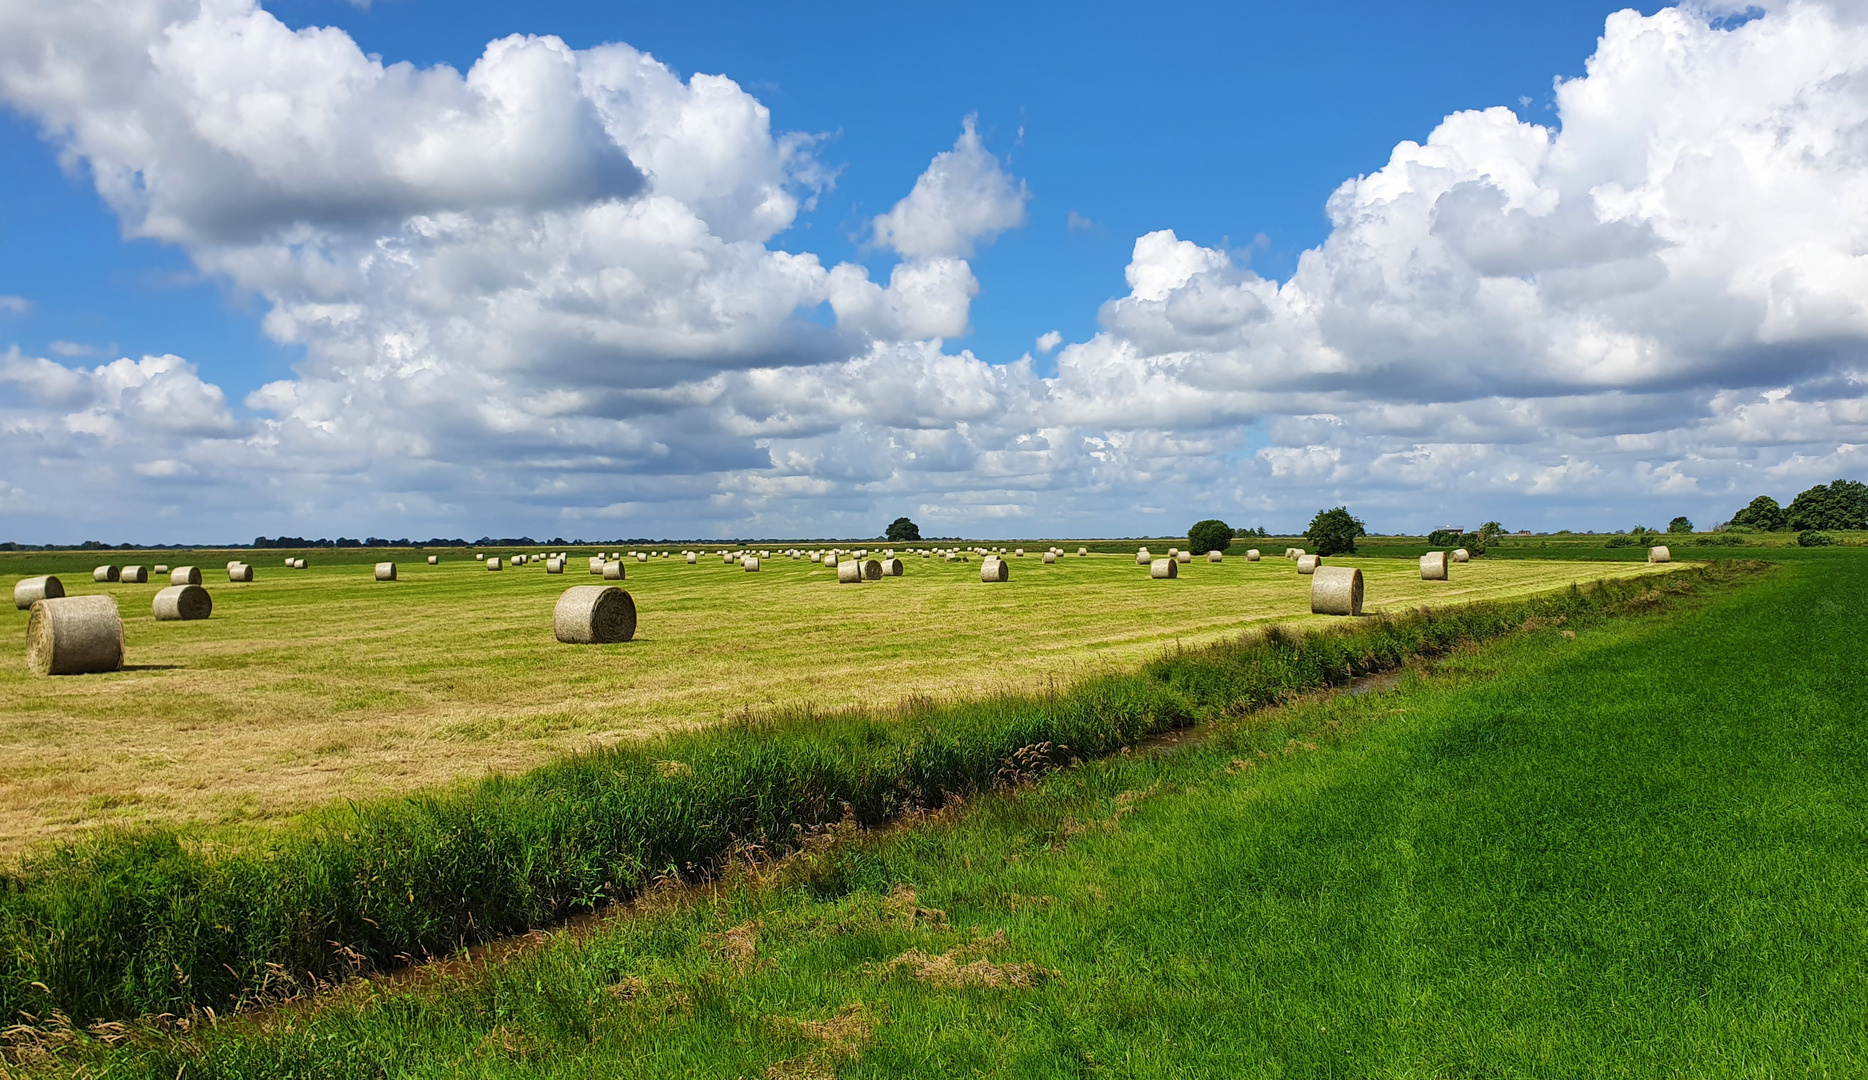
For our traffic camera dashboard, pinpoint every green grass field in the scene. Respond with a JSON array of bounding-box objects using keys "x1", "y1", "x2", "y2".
[
  {"x1": 0, "y1": 546, "x2": 1668, "y2": 855},
  {"x1": 21, "y1": 550, "x2": 1860, "y2": 1077}
]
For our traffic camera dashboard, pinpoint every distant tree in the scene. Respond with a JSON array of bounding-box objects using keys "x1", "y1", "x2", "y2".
[
  {"x1": 1232, "y1": 525, "x2": 1269, "y2": 538},
  {"x1": 1427, "y1": 529, "x2": 1462, "y2": 548},
  {"x1": 1787, "y1": 481, "x2": 1868, "y2": 532},
  {"x1": 1667, "y1": 516, "x2": 1694, "y2": 534},
  {"x1": 1305, "y1": 507, "x2": 1366, "y2": 556},
  {"x1": 1479, "y1": 521, "x2": 1503, "y2": 543},
  {"x1": 1186, "y1": 519, "x2": 1233, "y2": 555},
  {"x1": 1730, "y1": 495, "x2": 1787, "y2": 532},
  {"x1": 886, "y1": 516, "x2": 921, "y2": 542}
]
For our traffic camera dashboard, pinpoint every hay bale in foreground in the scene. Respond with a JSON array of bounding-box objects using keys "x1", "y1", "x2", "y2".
[
  {"x1": 1649, "y1": 545, "x2": 1671, "y2": 563},
  {"x1": 427, "y1": 555, "x2": 439, "y2": 565},
  {"x1": 687, "y1": 552, "x2": 698, "y2": 564},
  {"x1": 1135, "y1": 548, "x2": 1151, "y2": 565},
  {"x1": 1420, "y1": 551, "x2": 1449, "y2": 580},
  {"x1": 487, "y1": 557, "x2": 503, "y2": 572},
  {"x1": 553, "y1": 585, "x2": 636, "y2": 644},
  {"x1": 14, "y1": 575, "x2": 64, "y2": 610},
  {"x1": 170, "y1": 566, "x2": 202, "y2": 586},
  {"x1": 546, "y1": 558, "x2": 564, "y2": 574},
  {"x1": 1177, "y1": 551, "x2": 1191, "y2": 564},
  {"x1": 374, "y1": 562, "x2": 397, "y2": 581},
  {"x1": 981, "y1": 556, "x2": 1009, "y2": 583},
  {"x1": 1246, "y1": 549, "x2": 1261, "y2": 561},
  {"x1": 837, "y1": 560, "x2": 863, "y2": 584},
  {"x1": 120, "y1": 566, "x2": 148, "y2": 583},
  {"x1": 860, "y1": 558, "x2": 883, "y2": 581},
  {"x1": 881, "y1": 557, "x2": 904, "y2": 576},
  {"x1": 93, "y1": 565, "x2": 119, "y2": 583},
  {"x1": 1297, "y1": 554, "x2": 1321, "y2": 575},
  {"x1": 1150, "y1": 558, "x2": 1177, "y2": 579},
  {"x1": 27, "y1": 595, "x2": 124, "y2": 676},
  {"x1": 228, "y1": 563, "x2": 254, "y2": 582},
  {"x1": 1042, "y1": 552, "x2": 1057, "y2": 564},
  {"x1": 603, "y1": 560, "x2": 624, "y2": 580},
  {"x1": 742, "y1": 556, "x2": 761, "y2": 572},
  {"x1": 1451, "y1": 549, "x2": 1470, "y2": 563},
  {"x1": 152, "y1": 584, "x2": 212, "y2": 622},
  {"x1": 1310, "y1": 565, "x2": 1364, "y2": 616},
  {"x1": 1207, "y1": 551, "x2": 1223, "y2": 563}
]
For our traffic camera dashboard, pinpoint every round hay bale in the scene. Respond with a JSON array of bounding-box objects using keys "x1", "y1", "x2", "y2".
[
  {"x1": 1284, "y1": 548, "x2": 1298, "y2": 559},
  {"x1": 860, "y1": 558, "x2": 883, "y2": 581},
  {"x1": 1297, "y1": 554, "x2": 1321, "y2": 575},
  {"x1": 603, "y1": 560, "x2": 625, "y2": 580},
  {"x1": 981, "y1": 557, "x2": 1009, "y2": 583},
  {"x1": 687, "y1": 552, "x2": 698, "y2": 564},
  {"x1": 153, "y1": 564, "x2": 169, "y2": 574},
  {"x1": 93, "y1": 565, "x2": 119, "y2": 583},
  {"x1": 1310, "y1": 566, "x2": 1364, "y2": 616},
  {"x1": 228, "y1": 563, "x2": 254, "y2": 582},
  {"x1": 487, "y1": 557, "x2": 503, "y2": 572},
  {"x1": 1150, "y1": 558, "x2": 1178, "y2": 579},
  {"x1": 476, "y1": 553, "x2": 485, "y2": 561},
  {"x1": 1167, "y1": 547, "x2": 1179, "y2": 557},
  {"x1": 513, "y1": 555, "x2": 526, "y2": 566},
  {"x1": 1648, "y1": 545, "x2": 1671, "y2": 564},
  {"x1": 1451, "y1": 548, "x2": 1470, "y2": 563},
  {"x1": 553, "y1": 585, "x2": 636, "y2": 644},
  {"x1": 1135, "y1": 548, "x2": 1151, "y2": 565},
  {"x1": 374, "y1": 562, "x2": 397, "y2": 581},
  {"x1": 1079, "y1": 547, "x2": 1088, "y2": 556},
  {"x1": 1245, "y1": 549, "x2": 1261, "y2": 561},
  {"x1": 1042, "y1": 552, "x2": 1057, "y2": 564},
  {"x1": 285, "y1": 558, "x2": 296, "y2": 567},
  {"x1": 810, "y1": 553, "x2": 822, "y2": 563},
  {"x1": 427, "y1": 555, "x2": 439, "y2": 565},
  {"x1": 546, "y1": 558, "x2": 564, "y2": 574},
  {"x1": 26, "y1": 595, "x2": 123, "y2": 676},
  {"x1": 637, "y1": 553, "x2": 648, "y2": 563},
  {"x1": 120, "y1": 566, "x2": 147, "y2": 583},
  {"x1": 293, "y1": 559, "x2": 306, "y2": 569},
  {"x1": 589, "y1": 557, "x2": 606, "y2": 574},
  {"x1": 1420, "y1": 552, "x2": 1449, "y2": 580},
  {"x1": 881, "y1": 557, "x2": 904, "y2": 576},
  {"x1": 169, "y1": 566, "x2": 202, "y2": 586},
  {"x1": 14, "y1": 575, "x2": 64, "y2": 610},
  {"x1": 742, "y1": 556, "x2": 761, "y2": 572},
  {"x1": 823, "y1": 554, "x2": 838, "y2": 567},
  {"x1": 1176, "y1": 551, "x2": 1191, "y2": 564},
  {"x1": 1015, "y1": 548, "x2": 1025, "y2": 557},
  {"x1": 1207, "y1": 551, "x2": 1223, "y2": 563},
  {"x1": 152, "y1": 584, "x2": 212, "y2": 622},
  {"x1": 837, "y1": 560, "x2": 864, "y2": 584}
]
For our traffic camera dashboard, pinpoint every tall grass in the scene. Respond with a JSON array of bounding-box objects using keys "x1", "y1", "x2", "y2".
[{"x1": 0, "y1": 567, "x2": 1732, "y2": 1026}]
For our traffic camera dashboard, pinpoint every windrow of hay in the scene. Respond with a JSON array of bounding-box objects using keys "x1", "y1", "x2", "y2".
[
  {"x1": 152, "y1": 584, "x2": 212, "y2": 622},
  {"x1": 1310, "y1": 565, "x2": 1365, "y2": 616},
  {"x1": 13, "y1": 575, "x2": 63, "y2": 610},
  {"x1": 553, "y1": 585, "x2": 637, "y2": 644},
  {"x1": 26, "y1": 594, "x2": 124, "y2": 676}
]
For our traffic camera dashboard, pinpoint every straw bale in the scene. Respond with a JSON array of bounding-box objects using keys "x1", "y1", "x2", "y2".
[
  {"x1": 1648, "y1": 546, "x2": 1671, "y2": 564},
  {"x1": 120, "y1": 566, "x2": 148, "y2": 583},
  {"x1": 1297, "y1": 554, "x2": 1320, "y2": 575},
  {"x1": 687, "y1": 552, "x2": 698, "y2": 564},
  {"x1": 1015, "y1": 548, "x2": 1025, "y2": 557},
  {"x1": 553, "y1": 585, "x2": 637, "y2": 644},
  {"x1": 26, "y1": 594, "x2": 124, "y2": 676},
  {"x1": 1310, "y1": 566, "x2": 1364, "y2": 616},
  {"x1": 603, "y1": 560, "x2": 625, "y2": 580},
  {"x1": 637, "y1": 553, "x2": 648, "y2": 562},
  {"x1": 1042, "y1": 552, "x2": 1057, "y2": 564},
  {"x1": 1451, "y1": 549, "x2": 1470, "y2": 563},
  {"x1": 152, "y1": 584, "x2": 212, "y2": 622},
  {"x1": 742, "y1": 556, "x2": 761, "y2": 572},
  {"x1": 1420, "y1": 551, "x2": 1449, "y2": 580},
  {"x1": 1150, "y1": 558, "x2": 1178, "y2": 579},
  {"x1": 1135, "y1": 548, "x2": 1151, "y2": 565},
  {"x1": 169, "y1": 566, "x2": 202, "y2": 586},
  {"x1": 838, "y1": 560, "x2": 864, "y2": 583},
  {"x1": 981, "y1": 556, "x2": 1009, "y2": 582},
  {"x1": 881, "y1": 557, "x2": 904, "y2": 576},
  {"x1": 285, "y1": 558, "x2": 296, "y2": 567},
  {"x1": 93, "y1": 565, "x2": 119, "y2": 583},
  {"x1": 1246, "y1": 549, "x2": 1260, "y2": 561},
  {"x1": 476, "y1": 553, "x2": 485, "y2": 560},
  {"x1": 1207, "y1": 551, "x2": 1223, "y2": 562},
  {"x1": 228, "y1": 563, "x2": 254, "y2": 582},
  {"x1": 293, "y1": 559, "x2": 306, "y2": 569},
  {"x1": 590, "y1": 557, "x2": 606, "y2": 574},
  {"x1": 823, "y1": 554, "x2": 838, "y2": 567},
  {"x1": 811, "y1": 553, "x2": 822, "y2": 563},
  {"x1": 1176, "y1": 551, "x2": 1191, "y2": 564},
  {"x1": 153, "y1": 565, "x2": 169, "y2": 574},
  {"x1": 374, "y1": 562, "x2": 397, "y2": 581},
  {"x1": 14, "y1": 575, "x2": 64, "y2": 610},
  {"x1": 1167, "y1": 548, "x2": 1179, "y2": 557},
  {"x1": 861, "y1": 558, "x2": 883, "y2": 581},
  {"x1": 487, "y1": 557, "x2": 503, "y2": 571},
  {"x1": 428, "y1": 555, "x2": 439, "y2": 564},
  {"x1": 546, "y1": 557, "x2": 564, "y2": 574},
  {"x1": 1079, "y1": 547, "x2": 1088, "y2": 556}
]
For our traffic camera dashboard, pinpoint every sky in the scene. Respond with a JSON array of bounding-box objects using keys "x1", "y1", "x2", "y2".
[{"x1": 1, "y1": 0, "x2": 1865, "y2": 543}]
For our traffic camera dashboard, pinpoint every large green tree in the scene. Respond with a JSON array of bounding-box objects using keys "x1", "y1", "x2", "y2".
[
  {"x1": 1186, "y1": 519, "x2": 1233, "y2": 555},
  {"x1": 1730, "y1": 495, "x2": 1787, "y2": 532},
  {"x1": 1787, "y1": 481, "x2": 1868, "y2": 532},
  {"x1": 1305, "y1": 507, "x2": 1366, "y2": 556},
  {"x1": 885, "y1": 516, "x2": 921, "y2": 542}
]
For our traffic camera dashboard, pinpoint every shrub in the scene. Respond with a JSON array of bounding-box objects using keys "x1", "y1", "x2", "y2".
[
  {"x1": 1668, "y1": 516, "x2": 1694, "y2": 534},
  {"x1": 1186, "y1": 519, "x2": 1233, "y2": 555},
  {"x1": 1305, "y1": 507, "x2": 1366, "y2": 556},
  {"x1": 1797, "y1": 529, "x2": 1835, "y2": 547}
]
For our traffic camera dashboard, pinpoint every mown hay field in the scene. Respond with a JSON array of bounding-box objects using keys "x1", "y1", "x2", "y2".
[{"x1": 0, "y1": 548, "x2": 1671, "y2": 855}]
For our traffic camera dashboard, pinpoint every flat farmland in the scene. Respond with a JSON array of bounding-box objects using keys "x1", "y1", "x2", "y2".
[{"x1": 0, "y1": 548, "x2": 1671, "y2": 855}]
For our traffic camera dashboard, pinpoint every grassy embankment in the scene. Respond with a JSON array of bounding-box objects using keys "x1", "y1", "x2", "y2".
[
  {"x1": 0, "y1": 547, "x2": 1661, "y2": 852},
  {"x1": 9, "y1": 551, "x2": 1856, "y2": 1077}
]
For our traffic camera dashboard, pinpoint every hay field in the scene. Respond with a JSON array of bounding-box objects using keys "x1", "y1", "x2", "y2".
[{"x1": 0, "y1": 548, "x2": 1670, "y2": 854}]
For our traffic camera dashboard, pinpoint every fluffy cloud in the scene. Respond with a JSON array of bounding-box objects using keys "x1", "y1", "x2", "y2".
[{"x1": 3, "y1": 0, "x2": 1868, "y2": 540}]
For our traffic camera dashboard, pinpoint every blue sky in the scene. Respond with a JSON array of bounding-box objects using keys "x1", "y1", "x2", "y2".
[{"x1": 1, "y1": 0, "x2": 1862, "y2": 543}]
